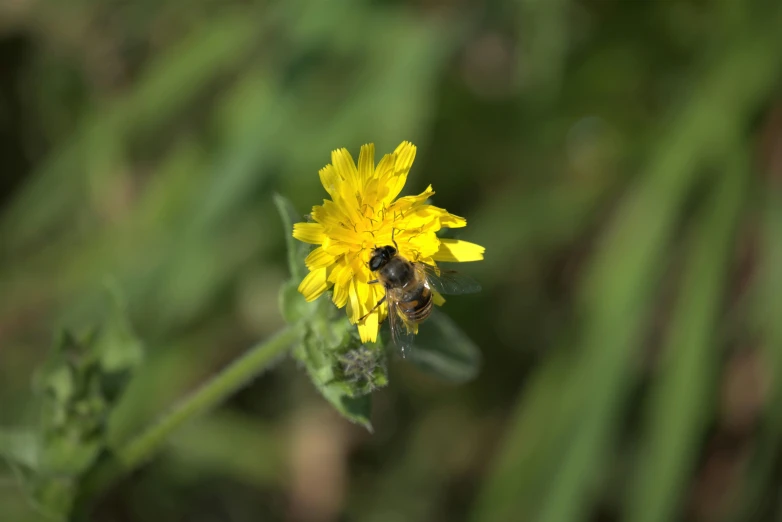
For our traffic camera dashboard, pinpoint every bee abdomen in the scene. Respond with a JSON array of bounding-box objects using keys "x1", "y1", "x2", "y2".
[{"x1": 399, "y1": 286, "x2": 433, "y2": 323}]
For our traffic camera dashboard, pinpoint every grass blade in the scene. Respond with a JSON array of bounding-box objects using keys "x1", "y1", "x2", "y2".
[
  {"x1": 624, "y1": 149, "x2": 747, "y2": 522},
  {"x1": 471, "y1": 13, "x2": 782, "y2": 521}
]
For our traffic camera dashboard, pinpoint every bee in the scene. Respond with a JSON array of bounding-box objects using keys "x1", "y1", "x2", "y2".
[{"x1": 360, "y1": 237, "x2": 481, "y2": 356}]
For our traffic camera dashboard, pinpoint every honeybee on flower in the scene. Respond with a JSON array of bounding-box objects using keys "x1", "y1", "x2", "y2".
[{"x1": 292, "y1": 141, "x2": 484, "y2": 354}]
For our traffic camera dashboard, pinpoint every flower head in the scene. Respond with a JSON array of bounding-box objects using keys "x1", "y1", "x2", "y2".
[{"x1": 293, "y1": 141, "x2": 485, "y2": 342}]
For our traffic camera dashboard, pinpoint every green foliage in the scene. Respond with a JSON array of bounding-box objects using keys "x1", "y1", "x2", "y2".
[
  {"x1": 3, "y1": 1, "x2": 782, "y2": 521},
  {"x1": 296, "y1": 314, "x2": 376, "y2": 430},
  {"x1": 471, "y1": 9, "x2": 782, "y2": 522},
  {"x1": 337, "y1": 346, "x2": 389, "y2": 396},
  {"x1": 1, "y1": 295, "x2": 143, "y2": 519}
]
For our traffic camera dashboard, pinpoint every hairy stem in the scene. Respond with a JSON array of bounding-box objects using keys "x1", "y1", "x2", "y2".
[{"x1": 78, "y1": 324, "x2": 301, "y2": 501}]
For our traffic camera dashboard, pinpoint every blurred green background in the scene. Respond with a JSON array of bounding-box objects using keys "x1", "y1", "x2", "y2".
[{"x1": 3, "y1": 0, "x2": 782, "y2": 521}]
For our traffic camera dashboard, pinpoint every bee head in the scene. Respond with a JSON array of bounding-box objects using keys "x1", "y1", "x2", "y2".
[{"x1": 368, "y1": 245, "x2": 397, "y2": 271}]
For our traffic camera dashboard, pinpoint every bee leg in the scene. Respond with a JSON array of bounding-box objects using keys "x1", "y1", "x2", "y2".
[
  {"x1": 359, "y1": 296, "x2": 386, "y2": 322},
  {"x1": 368, "y1": 279, "x2": 380, "y2": 284}
]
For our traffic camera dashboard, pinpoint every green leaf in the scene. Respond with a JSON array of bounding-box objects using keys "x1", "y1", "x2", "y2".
[
  {"x1": 298, "y1": 352, "x2": 374, "y2": 431},
  {"x1": 0, "y1": 428, "x2": 39, "y2": 471},
  {"x1": 406, "y1": 309, "x2": 481, "y2": 383},
  {"x1": 9, "y1": 289, "x2": 145, "y2": 518},
  {"x1": 273, "y1": 193, "x2": 309, "y2": 282},
  {"x1": 31, "y1": 478, "x2": 76, "y2": 520},
  {"x1": 33, "y1": 289, "x2": 144, "y2": 474},
  {"x1": 292, "y1": 318, "x2": 381, "y2": 430},
  {"x1": 317, "y1": 385, "x2": 373, "y2": 431},
  {"x1": 92, "y1": 285, "x2": 145, "y2": 402},
  {"x1": 93, "y1": 286, "x2": 144, "y2": 372},
  {"x1": 1, "y1": 431, "x2": 80, "y2": 520},
  {"x1": 5, "y1": 460, "x2": 76, "y2": 522},
  {"x1": 278, "y1": 279, "x2": 311, "y2": 323}
]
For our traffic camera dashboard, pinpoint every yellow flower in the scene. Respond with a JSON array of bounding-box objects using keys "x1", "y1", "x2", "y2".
[{"x1": 292, "y1": 141, "x2": 485, "y2": 343}]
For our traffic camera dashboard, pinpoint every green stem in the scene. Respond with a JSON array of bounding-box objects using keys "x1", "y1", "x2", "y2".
[{"x1": 78, "y1": 324, "x2": 301, "y2": 500}]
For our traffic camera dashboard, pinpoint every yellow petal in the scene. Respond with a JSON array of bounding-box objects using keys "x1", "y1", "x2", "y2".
[
  {"x1": 325, "y1": 225, "x2": 360, "y2": 244},
  {"x1": 356, "y1": 278, "x2": 370, "y2": 308},
  {"x1": 432, "y1": 239, "x2": 485, "y2": 262},
  {"x1": 391, "y1": 185, "x2": 434, "y2": 213},
  {"x1": 384, "y1": 174, "x2": 407, "y2": 204},
  {"x1": 383, "y1": 141, "x2": 416, "y2": 202},
  {"x1": 331, "y1": 148, "x2": 359, "y2": 192},
  {"x1": 346, "y1": 279, "x2": 361, "y2": 323},
  {"x1": 357, "y1": 143, "x2": 375, "y2": 186},
  {"x1": 372, "y1": 284, "x2": 388, "y2": 321},
  {"x1": 298, "y1": 268, "x2": 330, "y2": 302},
  {"x1": 337, "y1": 262, "x2": 355, "y2": 285},
  {"x1": 332, "y1": 280, "x2": 349, "y2": 308},
  {"x1": 433, "y1": 290, "x2": 446, "y2": 306},
  {"x1": 305, "y1": 247, "x2": 336, "y2": 269},
  {"x1": 399, "y1": 230, "x2": 441, "y2": 259},
  {"x1": 358, "y1": 310, "x2": 379, "y2": 343},
  {"x1": 429, "y1": 207, "x2": 467, "y2": 228},
  {"x1": 322, "y1": 237, "x2": 351, "y2": 257},
  {"x1": 328, "y1": 261, "x2": 347, "y2": 284},
  {"x1": 374, "y1": 153, "x2": 395, "y2": 182},
  {"x1": 293, "y1": 223, "x2": 325, "y2": 244},
  {"x1": 349, "y1": 255, "x2": 371, "y2": 284},
  {"x1": 393, "y1": 141, "x2": 416, "y2": 176},
  {"x1": 355, "y1": 280, "x2": 379, "y2": 343},
  {"x1": 369, "y1": 153, "x2": 397, "y2": 202},
  {"x1": 319, "y1": 164, "x2": 341, "y2": 199}
]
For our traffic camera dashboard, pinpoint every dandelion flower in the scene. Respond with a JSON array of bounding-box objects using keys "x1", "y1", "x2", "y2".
[{"x1": 293, "y1": 141, "x2": 485, "y2": 343}]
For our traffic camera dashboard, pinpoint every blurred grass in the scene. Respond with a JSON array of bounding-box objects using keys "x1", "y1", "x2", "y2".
[
  {"x1": 727, "y1": 156, "x2": 782, "y2": 520},
  {"x1": 624, "y1": 148, "x2": 747, "y2": 522},
  {"x1": 1, "y1": 0, "x2": 782, "y2": 521},
  {"x1": 472, "y1": 9, "x2": 782, "y2": 520}
]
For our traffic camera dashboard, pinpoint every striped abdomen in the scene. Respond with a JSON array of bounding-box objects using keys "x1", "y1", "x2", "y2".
[{"x1": 397, "y1": 283, "x2": 433, "y2": 323}]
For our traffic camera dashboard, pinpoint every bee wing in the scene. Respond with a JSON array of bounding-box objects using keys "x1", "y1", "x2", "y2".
[
  {"x1": 417, "y1": 263, "x2": 482, "y2": 295},
  {"x1": 386, "y1": 293, "x2": 416, "y2": 357}
]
